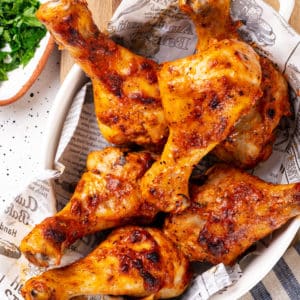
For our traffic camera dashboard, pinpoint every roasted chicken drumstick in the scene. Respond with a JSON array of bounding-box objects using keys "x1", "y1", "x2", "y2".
[
  {"x1": 181, "y1": 0, "x2": 291, "y2": 169},
  {"x1": 20, "y1": 147, "x2": 158, "y2": 267},
  {"x1": 37, "y1": 0, "x2": 168, "y2": 149},
  {"x1": 141, "y1": 0, "x2": 262, "y2": 213},
  {"x1": 164, "y1": 164, "x2": 300, "y2": 265},
  {"x1": 179, "y1": 0, "x2": 238, "y2": 52},
  {"x1": 213, "y1": 55, "x2": 291, "y2": 169},
  {"x1": 21, "y1": 226, "x2": 191, "y2": 300}
]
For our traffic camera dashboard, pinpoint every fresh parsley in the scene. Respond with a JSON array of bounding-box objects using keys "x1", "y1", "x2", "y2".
[{"x1": 0, "y1": 0, "x2": 47, "y2": 81}]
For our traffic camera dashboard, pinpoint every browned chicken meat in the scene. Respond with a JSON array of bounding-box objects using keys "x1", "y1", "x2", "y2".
[
  {"x1": 20, "y1": 147, "x2": 158, "y2": 267},
  {"x1": 37, "y1": 0, "x2": 290, "y2": 169},
  {"x1": 21, "y1": 226, "x2": 191, "y2": 300},
  {"x1": 214, "y1": 56, "x2": 291, "y2": 169},
  {"x1": 182, "y1": 0, "x2": 291, "y2": 169},
  {"x1": 164, "y1": 164, "x2": 300, "y2": 265},
  {"x1": 140, "y1": 0, "x2": 262, "y2": 213},
  {"x1": 37, "y1": 0, "x2": 168, "y2": 149}
]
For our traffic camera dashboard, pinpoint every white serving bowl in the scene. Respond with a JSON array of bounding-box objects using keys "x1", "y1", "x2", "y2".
[{"x1": 0, "y1": 0, "x2": 54, "y2": 106}]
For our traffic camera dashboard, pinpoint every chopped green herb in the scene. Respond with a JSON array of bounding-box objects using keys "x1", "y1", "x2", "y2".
[{"x1": 0, "y1": 0, "x2": 47, "y2": 81}]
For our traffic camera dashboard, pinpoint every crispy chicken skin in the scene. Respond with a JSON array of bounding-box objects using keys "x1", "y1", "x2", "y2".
[
  {"x1": 164, "y1": 164, "x2": 300, "y2": 265},
  {"x1": 20, "y1": 148, "x2": 158, "y2": 267},
  {"x1": 21, "y1": 226, "x2": 191, "y2": 300},
  {"x1": 179, "y1": 0, "x2": 239, "y2": 51},
  {"x1": 181, "y1": 0, "x2": 291, "y2": 169},
  {"x1": 36, "y1": 0, "x2": 168, "y2": 149},
  {"x1": 214, "y1": 57, "x2": 291, "y2": 169},
  {"x1": 140, "y1": 0, "x2": 262, "y2": 213}
]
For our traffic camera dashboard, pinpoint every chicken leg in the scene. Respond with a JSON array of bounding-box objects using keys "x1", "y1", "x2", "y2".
[
  {"x1": 20, "y1": 147, "x2": 158, "y2": 267},
  {"x1": 21, "y1": 226, "x2": 191, "y2": 300},
  {"x1": 164, "y1": 164, "x2": 300, "y2": 265},
  {"x1": 182, "y1": 0, "x2": 291, "y2": 169},
  {"x1": 213, "y1": 56, "x2": 291, "y2": 169},
  {"x1": 141, "y1": 0, "x2": 262, "y2": 213},
  {"x1": 37, "y1": 0, "x2": 168, "y2": 149}
]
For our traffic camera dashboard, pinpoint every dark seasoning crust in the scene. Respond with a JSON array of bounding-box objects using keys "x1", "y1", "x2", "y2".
[
  {"x1": 38, "y1": 4, "x2": 167, "y2": 148},
  {"x1": 118, "y1": 229, "x2": 162, "y2": 292},
  {"x1": 38, "y1": 151, "x2": 157, "y2": 257},
  {"x1": 164, "y1": 165, "x2": 300, "y2": 265},
  {"x1": 214, "y1": 55, "x2": 291, "y2": 169},
  {"x1": 59, "y1": 16, "x2": 161, "y2": 102}
]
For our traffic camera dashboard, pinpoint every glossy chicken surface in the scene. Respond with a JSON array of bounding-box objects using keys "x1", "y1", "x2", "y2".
[
  {"x1": 181, "y1": 0, "x2": 291, "y2": 169},
  {"x1": 179, "y1": 0, "x2": 239, "y2": 51},
  {"x1": 164, "y1": 164, "x2": 300, "y2": 265},
  {"x1": 21, "y1": 226, "x2": 191, "y2": 300},
  {"x1": 37, "y1": 0, "x2": 168, "y2": 149},
  {"x1": 141, "y1": 0, "x2": 262, "y2": 213},
  {"x1": 20, "y1": 147, "x2": 158, "y2": 267},
  {"x1": 214, "y1": 56, "x2": 291, "y2": 169}
]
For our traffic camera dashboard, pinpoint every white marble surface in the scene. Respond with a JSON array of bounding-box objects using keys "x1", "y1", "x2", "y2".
[{"x1": 0, "y1": 47, "x2": 60, "y2": 198}]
